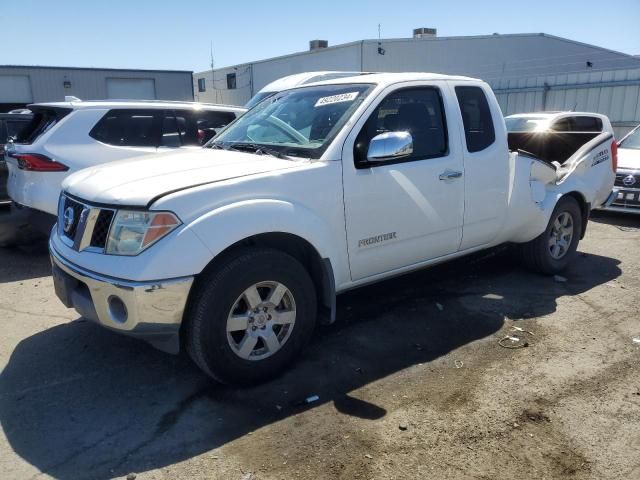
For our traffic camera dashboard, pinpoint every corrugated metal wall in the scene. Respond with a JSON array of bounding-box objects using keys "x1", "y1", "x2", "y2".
[
  {"x1": 0, "y1": 66, "x2": 194, "y2": 106},
  {"x1": 492, "y1": 68, "x2": 640, "y2": 138},
  {"x1": 193, "y1": 33, "x2": 640, "y2": 137}
]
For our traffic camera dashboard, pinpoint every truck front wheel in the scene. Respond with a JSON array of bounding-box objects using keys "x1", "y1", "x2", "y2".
[
  {"x1": 519, "y1": 196, "x2": 582, "y2": 275},
  {"x1": 185, "y1": 247, "x2": 317, "y2": 385}
]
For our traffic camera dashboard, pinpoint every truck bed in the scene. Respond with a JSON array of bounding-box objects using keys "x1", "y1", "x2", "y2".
[{"x1": 508, "y1": 131, "x2": 601, "y2": 165}]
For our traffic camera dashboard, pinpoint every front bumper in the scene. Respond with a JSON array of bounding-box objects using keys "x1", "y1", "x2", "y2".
[
  {"x1": 50, "y1": 241, "x2": 194, "y2": 354},
  {"x1": 601, "y1": 187, "x2": 640, "y2": 214}
]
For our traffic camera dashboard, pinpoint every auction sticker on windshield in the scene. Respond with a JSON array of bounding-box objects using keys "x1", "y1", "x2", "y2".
[{"x1": 315, "y1": 92, "x2": 359, "y2": 107}]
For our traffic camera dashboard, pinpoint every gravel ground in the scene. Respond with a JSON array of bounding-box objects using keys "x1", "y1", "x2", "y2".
[{"x1": 0, "y1": 211, "x2": 639, "y2": 480}]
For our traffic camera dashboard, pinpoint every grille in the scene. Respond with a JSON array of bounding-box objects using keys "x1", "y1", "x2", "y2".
[
  {"x1": 614, "y1": 173, "x2": 640, "y2": 188},
  {"x1": 89, "y1": 210, "x2": 114, "y2": 248},
  {"x1": 59, "y1": 194, "x2": 115, "y2": 252},
  {"x1": 62, "y1": 197, "x2": 85, "y2": 241},
  {"x1": 612, "y1": 189, "x2": 640, "y2": 209}
]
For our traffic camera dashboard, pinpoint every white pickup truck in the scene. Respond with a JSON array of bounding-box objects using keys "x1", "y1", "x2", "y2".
[{"x1": 49, "y1": 73, "x2": 617, "y2": 384}]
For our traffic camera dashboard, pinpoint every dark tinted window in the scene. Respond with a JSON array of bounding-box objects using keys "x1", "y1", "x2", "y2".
[
  {"x1": 5, "y1": 119, "x2": 31, "y2": 139},
  {"x1": 160, "y1": 112, "x2": 181, "y2": 147},
  {"x1": 90, "y1": 110, "x2": 157, "y2": 147},
  {"x1": 355, "y1": 87, "x2": 448, "y2": 165},
  {"x1": 455, "y1": 86, "x2": 495, "y2": 152},
  {"x1": 571, "y1": 116, "x2": 602, "y2": 132},
  {"x1": 174, "y1": 110, "x2": 237, "y2": 145},
  {"x1": 227, "y1": 73, "x2": 236, "y2": 90},
  {"x1": 551, "y1": 116, "x2": 603, "y2": 132},
  {"x1": 15, "y1": 108, "x2": 71, "y2": 144},
  {"x1": 197, "y1": 78, "x2": 206, "y2": 92}
]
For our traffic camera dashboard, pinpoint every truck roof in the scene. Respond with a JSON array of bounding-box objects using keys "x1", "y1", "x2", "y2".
[
  {"x1": 505, "y1": 111, "x2": 610, "y2": 120},
  {"x1": 305, "y1": 72, "x2": 480, "y2": 87},
  {"x1": 28, "y1": 99, "x2": 247, "y2": 113}
]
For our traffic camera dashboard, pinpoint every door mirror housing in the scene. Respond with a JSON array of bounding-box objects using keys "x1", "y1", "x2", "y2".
[{"x1": 366, "y1": 132, "x2": 413, "y2": 163}]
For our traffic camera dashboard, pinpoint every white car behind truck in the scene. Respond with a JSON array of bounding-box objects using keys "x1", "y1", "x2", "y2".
[
  {"x1": 49, "y1": 73, "x2": 616, "y2": 384},
  {"x1": 604, "y1": 124, "x2": 640, "y2": 213},
  {"x1": 1, "y1": 99, "x2": 245, "y2": 246}
]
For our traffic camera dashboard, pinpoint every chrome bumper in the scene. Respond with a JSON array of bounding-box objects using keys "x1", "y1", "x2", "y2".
[
  {"x1": 50, "y1": 242, "x2": 194, "y2": 354},
  {"x1": 601, "y1": 187, "x2": 640, "y2": 214}
]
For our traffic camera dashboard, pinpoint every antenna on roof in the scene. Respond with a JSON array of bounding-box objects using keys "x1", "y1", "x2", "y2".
[
  {"x1": 377, "y1": 23, "x2": 385, "y2": 55},
  {"x1": 65, "y1": 96, "x2": 81, "y2": 102}
]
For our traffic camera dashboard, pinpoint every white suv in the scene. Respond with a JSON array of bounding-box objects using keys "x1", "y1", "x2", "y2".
[{"x1": 1, "y1": 100, "x2": 245, "y2": 245}]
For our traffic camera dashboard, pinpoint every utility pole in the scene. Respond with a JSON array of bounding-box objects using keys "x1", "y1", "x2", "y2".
[{"x1": 210, "y1": 41, "x2": 219, "y2": 103}]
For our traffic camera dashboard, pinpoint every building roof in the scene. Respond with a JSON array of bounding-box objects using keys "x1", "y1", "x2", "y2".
[
  {"x1": 195, "y1": 33, "x2": 640, "y2": 75},
  {"x1": 0, "y1": 65, "x2": 193, "y2": 74}
]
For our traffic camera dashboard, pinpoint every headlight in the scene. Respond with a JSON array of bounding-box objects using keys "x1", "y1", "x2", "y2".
[{"x1": 106, "y1": 210, "x2": 181, "y2": 256}]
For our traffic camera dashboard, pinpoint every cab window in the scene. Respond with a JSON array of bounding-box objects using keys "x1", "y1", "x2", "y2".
[{"x1": 354, "y1": 87, "x2": 448, "y2": 166}]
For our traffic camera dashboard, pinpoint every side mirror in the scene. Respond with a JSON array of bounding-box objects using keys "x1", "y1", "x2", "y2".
[{"x1": 367, "y1": 132, "x2": 413, "y2": 163}]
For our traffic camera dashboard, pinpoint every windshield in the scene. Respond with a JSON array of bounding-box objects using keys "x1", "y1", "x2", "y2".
[
  {"x1": 213, "y1": 83, "x2": 373, "y2": 159},
  {"x1": 619, "y1": 126, "x2": 640, "y2": 150},
  {"x1": 245, "y1": 91, "x2": 277, "y2": 109},
  {"x1": 505, "y1": 116, "x2": 550, "y2": 133}
]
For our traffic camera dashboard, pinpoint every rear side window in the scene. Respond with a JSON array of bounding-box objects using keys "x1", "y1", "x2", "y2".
[
  {"x1": 173, "y1": 110, "x2": 237, "y2": 146},
  {"x1": 15, "y1": 108, "x2": 71, "y2": 144},
  {"x1": 553, "y1": 116, "x2": 602, "y2": 132},
  {"x1": 90, "y1": 109, "x2": 157, "y2": 147},
  {"x1": 5, "y1": 119, "x2": 31, "y2": 139},
  {"x1": 455, "y1": 86, "x2": 495, "y2": 152}
]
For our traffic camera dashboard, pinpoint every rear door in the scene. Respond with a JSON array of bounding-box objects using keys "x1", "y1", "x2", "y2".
[{"x1": 342, "y1": 83, "x2": 465, "y2": 280}]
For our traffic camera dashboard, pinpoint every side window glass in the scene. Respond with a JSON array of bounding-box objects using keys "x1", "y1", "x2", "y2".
[
  {"x1": 354, "y1": 87, "x2": 448, "y2": 165},
  {"x1": 573, "y1": 116, "x2": 602, "y2": 132},
  {"x1": 172, "y1": 110, "x2": 237, "y2": 146},
  {"x1": 454, "y1": 86, "x2": 496, "y2": 152},
  {"x1": 161, "y1": 111, "x2": 181, "y2": 147},
  {"x1": 551, "y1": 117, "x2": 575, "y2": 132},
  {"x1": 90, "y1": 110, "x2": 156, "y2": 147}
]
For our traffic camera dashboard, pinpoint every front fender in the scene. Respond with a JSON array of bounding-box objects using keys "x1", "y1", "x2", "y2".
[{"x1": 187, "y1": 199, "x2": 349, "y2": 285}]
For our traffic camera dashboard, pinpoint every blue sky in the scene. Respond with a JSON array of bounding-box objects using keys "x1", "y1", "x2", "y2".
[{"x1": 2, "y1": 0, "x2": 639, "y2": 72}]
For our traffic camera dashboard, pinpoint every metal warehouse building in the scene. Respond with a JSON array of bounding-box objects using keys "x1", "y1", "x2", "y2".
[
  {"x1": 194, "y1": 31, "x2": 640, "y2": 137},
  {"x1": 0, "y1": 65, "x2": 194, "y2": 112}
]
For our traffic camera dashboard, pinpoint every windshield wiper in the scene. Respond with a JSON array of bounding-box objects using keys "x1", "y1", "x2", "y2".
[{"x1": 224, "y1": 142, "x2": 292, "y2": 160}]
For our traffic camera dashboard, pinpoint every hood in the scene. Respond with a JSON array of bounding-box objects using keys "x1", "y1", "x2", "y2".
[
  {"x1": 617, "y1": 147, "x2": 640, "y2": 171},
  {"x1": 63, "y1": 148, "x2": 301, "y2": 207}
]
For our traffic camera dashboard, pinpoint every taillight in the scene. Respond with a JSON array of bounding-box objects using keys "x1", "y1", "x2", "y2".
[
  {"x1": 10, "y1": 153, "x2": 68, "y2": 172},
  {"x1": 611, "y1": 141, "x2": 618, "y2": 173}
]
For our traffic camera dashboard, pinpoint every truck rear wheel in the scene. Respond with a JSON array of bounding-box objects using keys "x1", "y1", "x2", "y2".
[
  {"x1": 185, "y1": 247, "x2": 317, "y2": 385},
  {"x1": 519, "y1": 196, "x2": 582, "y2": 275}
]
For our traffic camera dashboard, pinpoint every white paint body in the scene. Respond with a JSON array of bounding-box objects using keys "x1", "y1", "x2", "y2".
[
  {"x1": 55, "y1": 74, "x2": 615, "y2": 294},
  {"x1": 5, "y1": 100, "x2": 246, "y2": 215}
]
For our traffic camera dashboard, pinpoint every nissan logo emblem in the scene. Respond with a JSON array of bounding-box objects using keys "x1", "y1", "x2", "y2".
[
  {"x1": 623, "y1": 175, "x2": 636, "y2": 187},
  {"x1": 63, "y1": 207, "x2": 75, "y2": 233}
]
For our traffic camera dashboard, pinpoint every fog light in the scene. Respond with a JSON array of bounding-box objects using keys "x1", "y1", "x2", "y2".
[{"x1": 108, "y1": 295, "x2": 128, "y2": 324}]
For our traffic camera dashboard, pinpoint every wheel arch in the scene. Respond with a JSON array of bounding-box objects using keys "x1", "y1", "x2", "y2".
[
  {"x1": 563, "y1": 191, "x2": 590, "y2": 239},
  {"x1": 190, "y1": 232, "x2": 336, "y2": 330}
]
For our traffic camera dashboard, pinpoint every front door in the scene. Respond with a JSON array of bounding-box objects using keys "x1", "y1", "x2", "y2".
[{"x1": 342, "y1": 84, "x2": 465, "y2": 281}]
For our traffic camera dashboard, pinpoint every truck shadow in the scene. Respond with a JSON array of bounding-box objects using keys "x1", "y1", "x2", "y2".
[
  {"x1": 590, "y1": 210, "x2": 640, "y2": 229},
  {"x1": 0, "y1": 249, "x2": 621, "y2": 479},
  {"x1": 0, "y1": 240, "x2": 50, "y2": 283}
]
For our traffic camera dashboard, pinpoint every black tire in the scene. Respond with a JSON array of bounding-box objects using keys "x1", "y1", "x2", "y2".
[
  {"x1": 519, "y1": 196, "x2": 582, "y2": 275},
  {"x1": 185, "y1": 247, "x2": 317, "y2": 385}
]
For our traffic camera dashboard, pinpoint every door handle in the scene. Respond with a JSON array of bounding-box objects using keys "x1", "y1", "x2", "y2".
[{"x1": 439, "y1": 170, "x2": 463, "y2": 181}]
